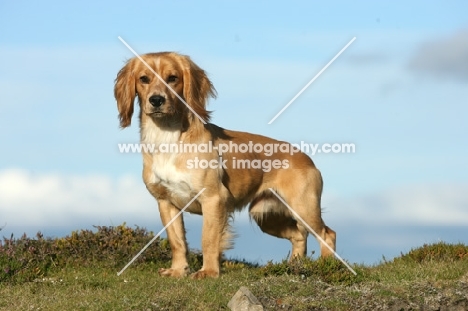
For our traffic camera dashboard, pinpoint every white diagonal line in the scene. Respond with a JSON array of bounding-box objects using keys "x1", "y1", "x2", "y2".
[
  {"x1": 268, "y1": 188, "x2": 357, "y2": 275},
  {"x1": 117, "y1": 188, "x2": 206, "y2": 276},
  {"x1": 117, "y1": 36, "x2": 207, "y2": 124},
  {"x1": 268, "y1": 37, "x2": 356, "y2": 124}
]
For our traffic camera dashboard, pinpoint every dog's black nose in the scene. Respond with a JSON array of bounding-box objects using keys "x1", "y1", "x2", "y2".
[{"x1": 149, "y1": 95, "x2": 166, "y2": 107}]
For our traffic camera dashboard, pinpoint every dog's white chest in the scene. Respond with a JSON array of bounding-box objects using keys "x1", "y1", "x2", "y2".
[
  {"x1": 142, "y1": 126, "x2": 193, "y2": 198},
  {"x1": 150, "y1": 153, "x2": 192, "y2": 197}
]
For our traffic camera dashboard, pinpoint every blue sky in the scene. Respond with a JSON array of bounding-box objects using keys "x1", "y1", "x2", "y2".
[{"x1": 1, "y1": 1, "x2": 467, "y2": 266}]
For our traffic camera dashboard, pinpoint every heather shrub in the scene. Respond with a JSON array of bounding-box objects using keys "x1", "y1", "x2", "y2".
[
  {"x1": 0, "y1": 223, "x2": 179, "y2": 283},
  {"x1": 394, "y1": 242, "x2": 468, "y2": 263}
]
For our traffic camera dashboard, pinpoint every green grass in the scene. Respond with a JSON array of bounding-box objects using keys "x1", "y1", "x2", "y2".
[{"x1": 1, "y1": 225, "x2": 468, "y2": 310}]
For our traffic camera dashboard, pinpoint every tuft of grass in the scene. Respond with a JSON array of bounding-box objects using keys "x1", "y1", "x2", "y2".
[{"x1": 259, "y1": 256, "x2": 366, "y2": 285}]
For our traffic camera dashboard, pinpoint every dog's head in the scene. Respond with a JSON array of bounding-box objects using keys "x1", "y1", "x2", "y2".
[{"x1": 114, "y1": 52, "x2": 216, "y2": 128}]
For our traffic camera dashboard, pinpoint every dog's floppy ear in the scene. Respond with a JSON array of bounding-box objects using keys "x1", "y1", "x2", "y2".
[
  {"x1": 114, "y1": 59, "x2": 136, "y2": 128},
  {"x1": 182, "y1": 55, "x2": 217, "y2": 123}
]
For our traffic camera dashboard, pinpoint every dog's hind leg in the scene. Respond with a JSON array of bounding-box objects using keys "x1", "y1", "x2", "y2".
[
  {"x1": 285, "y1": 190, "x2": 336, "y2": 258},
  {"x1": 254, "y1": 170, "x2": 336, "y2": 259},
  {"x1": 250, "y1": 200, "x2": 309, "y2": 259},
  {"x1": 277, "y1": 167, "x2": 336, "y2": 258}
]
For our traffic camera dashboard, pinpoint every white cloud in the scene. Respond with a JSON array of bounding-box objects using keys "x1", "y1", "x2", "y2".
[
  {"x1": 0, "y1": 169, "x2": 158, "y2": 235},
  {"x1": 324, "y1": 183, "x2": 468, "y2": 226}
]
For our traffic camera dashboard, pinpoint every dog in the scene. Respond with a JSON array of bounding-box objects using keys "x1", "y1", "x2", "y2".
[{"x1": 114, "y1": 52, "x2": 336, "y2": 279}]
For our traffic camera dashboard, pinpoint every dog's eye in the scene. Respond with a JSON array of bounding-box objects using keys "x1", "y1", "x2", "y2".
[
  {"x1": 140, "y1": 76, "x2": 150, "y2": 84},
  {"x1": 167, "y1": 75, "x2": 178, "y2": 83}
]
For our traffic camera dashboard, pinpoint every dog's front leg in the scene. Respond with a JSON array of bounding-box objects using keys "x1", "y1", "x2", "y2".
[
  {"x1": 191, "y1": 197, "x2": 225, "y2": 279},
  {"x1": 157, "y1": 199, "x2": 190, "y2": 278}
]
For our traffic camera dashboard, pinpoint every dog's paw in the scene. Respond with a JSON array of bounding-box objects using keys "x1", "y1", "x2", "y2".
[
  {"x1": 158, "y1": 267, "x2": 189, "y2": 278},
  {"x1": 190, "y1": 269, "x2": 219, "y2": 279}
]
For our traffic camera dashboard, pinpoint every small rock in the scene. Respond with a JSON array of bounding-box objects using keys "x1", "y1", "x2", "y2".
[
  {"x1": 460, "y1": 272, "x2": 468, "y2": 283},
  {"x1": 228, "y1": 286, "x2": 264, "y2": 311}
]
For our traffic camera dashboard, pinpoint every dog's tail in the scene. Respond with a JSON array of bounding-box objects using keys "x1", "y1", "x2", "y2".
[{"x1": 220, "y1": 215, "x2": 236, "y2": 252}]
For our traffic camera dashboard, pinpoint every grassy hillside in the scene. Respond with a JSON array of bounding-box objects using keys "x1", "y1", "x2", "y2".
[{"x1": 1, "y1": 224, "x2": 467, "y2": 310}]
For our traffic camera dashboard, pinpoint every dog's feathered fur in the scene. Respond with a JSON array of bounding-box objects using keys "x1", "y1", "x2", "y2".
[{"x1": 114, "y1": 52, "x2": 336, "y2": 279}]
